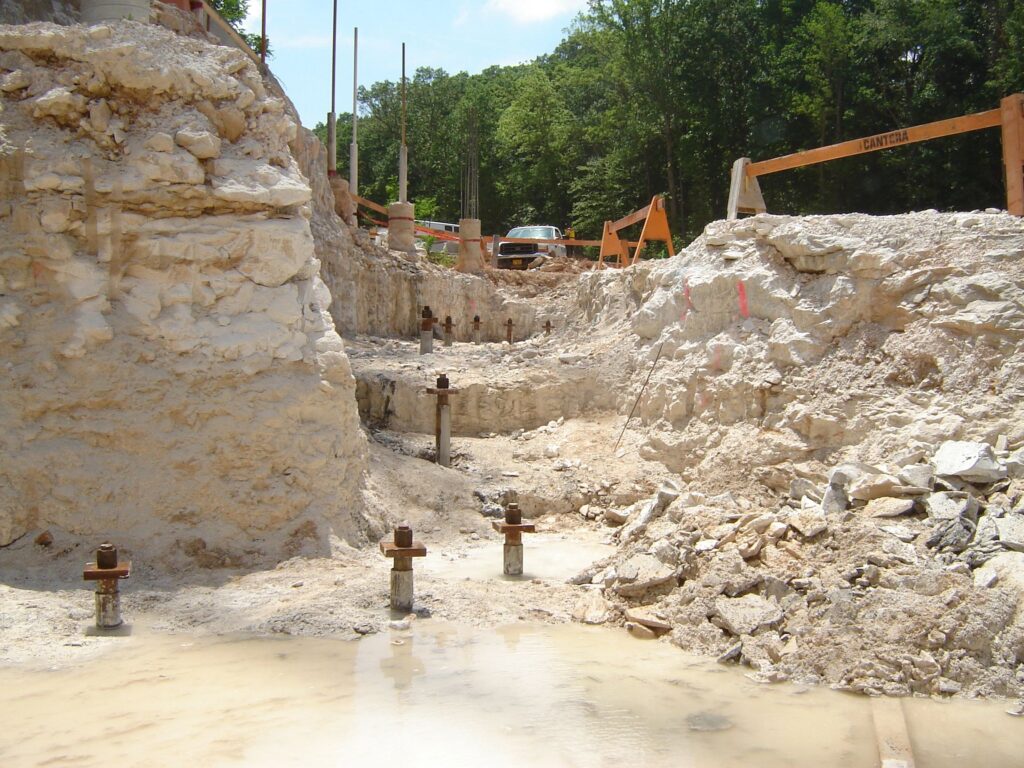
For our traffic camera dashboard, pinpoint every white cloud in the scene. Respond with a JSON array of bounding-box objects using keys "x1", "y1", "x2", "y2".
[
  {"x1": 241, "y1": 9, "x2": 261, "y2": 34},
  {"x1": 484, "y1": 0, "x2": 588, "y2": 23}
]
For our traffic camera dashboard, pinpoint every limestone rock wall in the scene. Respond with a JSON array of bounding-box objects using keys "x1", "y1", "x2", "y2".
[
  {"x1": 0, "y1": 1, "x2": 79, "y2": 26},
  {"x1": 573, "y1": 211, "x2": 1024, "y2": 489},
  {"x1": 0, "y1": 21, "x2": 375, "y2": 563},
  {"x1": 323, "y1": 234, "x2": 538, "y2": 343}
]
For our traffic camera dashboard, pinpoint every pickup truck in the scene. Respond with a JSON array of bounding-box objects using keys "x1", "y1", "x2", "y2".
[{"x1": 496, "y1": 226, "x2": 565, "y2": 269}]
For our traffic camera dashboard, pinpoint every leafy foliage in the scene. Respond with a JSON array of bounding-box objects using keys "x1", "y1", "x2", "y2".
[
  {"x1": 317, "y1": 1, "x2": 1024, "y2": 242},
  {"x1": 207, "y1": 0, "x2": 269, "y2": 58}
]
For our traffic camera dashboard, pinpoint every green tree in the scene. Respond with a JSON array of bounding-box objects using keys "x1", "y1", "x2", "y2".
[
  {"x1": 495, "y1": 66, "x2": 576, "y2": 225},
  {"x1": 207, "y1": 0, "x2": 268, "y2": 57}
]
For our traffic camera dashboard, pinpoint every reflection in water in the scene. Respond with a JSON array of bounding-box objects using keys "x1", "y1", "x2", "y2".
[
  {"x1": 0, "y1": 623, "x2": 1020, "y2": 768},
  {"x1": 379, "y1": 636, "x2": 425, "y2": 691}
]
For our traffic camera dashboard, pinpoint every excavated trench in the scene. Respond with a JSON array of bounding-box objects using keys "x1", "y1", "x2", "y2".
[
  {"x1": 4, "y1": 13, "x2": 1024, "y2": 768},
  {"x1": 348, "y1": 337, "x2": 619, "y2": 436}
]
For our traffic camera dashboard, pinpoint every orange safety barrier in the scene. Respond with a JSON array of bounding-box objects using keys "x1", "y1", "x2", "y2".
[
  {"x1": 728, "y1": 93, "x2": 1024, "y2": 218},
  {"x1": 353, "y1": 195, "x2": 462, "y2": 242},
  {"x1": 598, "y1": 195, "x2": 674, "y2": 268},
  {"x1": 353, "y1": 193, "x2": 388, "y2": 216}
]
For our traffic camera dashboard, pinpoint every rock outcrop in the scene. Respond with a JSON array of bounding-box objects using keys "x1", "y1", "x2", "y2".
[
  {"x1": 575, "y1": 211, "x2": 1024, "y2": 485},
  {"x1": 567, "y1": 212, "x2": 1024, "y2": 697},
  {"x1": 0, "y1": 21, "x2": 377, "y2": 564}
]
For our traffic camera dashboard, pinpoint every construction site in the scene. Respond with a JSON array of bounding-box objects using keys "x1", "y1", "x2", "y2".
[{"x1": 1, "y1": 2, "x2": 1024, "y2": 766}]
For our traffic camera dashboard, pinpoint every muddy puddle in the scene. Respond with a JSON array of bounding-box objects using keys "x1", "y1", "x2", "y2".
[{"x1": 1, "y1": 621, "x2": 1020, "y2": 768}]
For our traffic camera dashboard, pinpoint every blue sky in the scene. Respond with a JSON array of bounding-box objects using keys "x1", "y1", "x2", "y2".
[{"x1": 242, "y1": 0, "x2": 590, "y2": 128}]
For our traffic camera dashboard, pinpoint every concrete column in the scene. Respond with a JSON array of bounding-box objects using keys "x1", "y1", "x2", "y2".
[
  {"x1": 504, "y1": 543, "x2": 524, "y2": 576},
  {"x1": 390, "y1": 561, "x2": 414, "y2": 612},
  {"x1": 455, "y1": 218, "x2": 485, "y2": 273},
  {"x1": 95, "y1": 580, "x2": 122, "y2": 628},
  {"x1": 388, "y1": 201, "x2": 416, "y2": 252},
  {"x1": 439, "y1": 403, "x2": 451, "y2": 467}
]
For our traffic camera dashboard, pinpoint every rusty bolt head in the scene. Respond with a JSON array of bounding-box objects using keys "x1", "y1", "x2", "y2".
[
  {"x1": 395, "y1": 524, "x2": 413, "y2": 548},
  {"x1": 506, "y1": 502, "x2": 522, "y2": 525},
  {"x1": 437, "y1": 373, "x2": 449, "y2": 390},
  {"x1": 96, "y1": 542, "x2": 118, "y2": 569}
]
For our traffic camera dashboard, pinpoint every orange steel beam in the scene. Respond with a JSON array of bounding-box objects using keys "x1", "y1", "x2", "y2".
[{"x1": 747, "y1": 108, "x2": 1002, "y2": 177}]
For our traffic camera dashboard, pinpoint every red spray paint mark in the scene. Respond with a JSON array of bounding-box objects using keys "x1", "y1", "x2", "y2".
[
  {"x1": 737, "y1": 281, "x2": 750, "y2": 319},
  {"x1": 709, "y1": 346, "x2": 722, "y2": 372},
  {"x1": 680, "y1": 279, "x2": 694, "y2": 322}
]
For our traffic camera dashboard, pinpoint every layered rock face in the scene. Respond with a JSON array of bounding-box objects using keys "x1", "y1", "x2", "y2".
[
  {"x1": 0, "y1": 22, "x2": 374, "y2": 563},
  {"x1": 0, "y1": 1, "x2": 79, "y2": 27},
  {"x1": 322, "y1": 229, "x2": 539, "y2": 342},
  {"x1": 577, "y1": 211, "x2": 1024, "y2": 483}
]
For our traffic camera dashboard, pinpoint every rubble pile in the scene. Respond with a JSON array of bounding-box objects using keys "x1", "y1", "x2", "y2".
[
  {"x1": 553, "y1": 211, "x2": 1024, "y2": 697},
  {"x1": 526, "y1": 253, "x2": 591, "y2": 274},
  {"x1": 574, "y1": 438, "x2": 1024, "y2": 698}
]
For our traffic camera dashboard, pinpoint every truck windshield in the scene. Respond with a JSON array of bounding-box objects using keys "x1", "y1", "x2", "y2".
[{"x1": 507, "y1": 227, "x2": 555, "y2": 239}]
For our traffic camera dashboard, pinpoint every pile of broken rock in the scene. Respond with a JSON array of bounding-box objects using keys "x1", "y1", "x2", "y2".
[{"x1": 573, "y1": 439, "x2": 1024, "y2": 699}]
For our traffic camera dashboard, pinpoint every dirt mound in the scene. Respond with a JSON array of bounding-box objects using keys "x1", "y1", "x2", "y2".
[{"x1": 564, "y1": 211, "x2": 1024, "y2": 697}]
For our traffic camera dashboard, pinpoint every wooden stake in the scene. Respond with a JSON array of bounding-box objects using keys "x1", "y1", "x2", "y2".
[{"x1": 1002, "y1": 94, "x2": 1024, "y2": 216}]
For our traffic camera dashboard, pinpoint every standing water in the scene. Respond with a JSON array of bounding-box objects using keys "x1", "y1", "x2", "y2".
[{"x1": 0, "y1": 621, "x2": 1019, "y2": 767}]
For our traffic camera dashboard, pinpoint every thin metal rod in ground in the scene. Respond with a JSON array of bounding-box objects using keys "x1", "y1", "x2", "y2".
[{"x1": 613, "y1": 341, "x2": 664, "y2": 453}]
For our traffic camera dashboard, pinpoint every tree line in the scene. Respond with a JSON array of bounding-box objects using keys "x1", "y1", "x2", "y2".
[{"x1": 315, "y1": 0, "x2": 1024, "y2": 244}]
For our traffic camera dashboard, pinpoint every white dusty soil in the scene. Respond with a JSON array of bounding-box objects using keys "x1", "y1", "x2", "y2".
[{"x1": 0, "y1": 431, "x2": 634, "y2": 667}]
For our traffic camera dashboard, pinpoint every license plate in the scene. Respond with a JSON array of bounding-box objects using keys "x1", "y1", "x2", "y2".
[{"x1": 512, "y1": 259, "x2": 523, "y2": 265}]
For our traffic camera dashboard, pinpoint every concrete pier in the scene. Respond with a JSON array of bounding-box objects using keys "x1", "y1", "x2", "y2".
[
  {"x1": 388, "y1": 201, "x2": 416, "y2": 252},
  {"x1": 83, "y1": 542, "x2": 131, "y2": 629},
  {"x1": 455, "y1": 218, "x2": 485, "y2": 273},
  {"x1": 427, "y1": 373, "x2": 458, "y2": 468},
  {"x1": 439, "y1": 399, "x2": 451, "y2": 466},
  {"x1": 420, "y1": 306, "x2": 435, "y2": 355},
  {"x1": 491, "y1": 501, "x2": 535, "y2": 577},
  {"x1": 390, "y1": 559, "x2": 414, "y2": 612},
  {"x1": 443, "y1": 315, "x2": 454, "y2": 347},
  {"x1": 503, "y1": 543, "x2": 524, "y2": 576},
  {"x1": 95, "y1": 580, "x2": 122, "y2": 628},
  {"x1": 380, "y1": 524, "x2": 427, "y2": 612}
]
